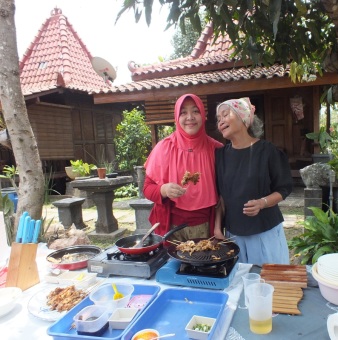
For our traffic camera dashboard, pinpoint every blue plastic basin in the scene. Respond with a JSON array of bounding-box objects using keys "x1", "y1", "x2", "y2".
[{"x1": 1, "y1": 187, "x2": 18, "y2": 212}]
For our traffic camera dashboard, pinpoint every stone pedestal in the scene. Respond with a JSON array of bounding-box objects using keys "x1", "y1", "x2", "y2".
[
  {"x1": 304, "y1": 188, "x2": 322, "y2": 217},
  {"x1": 71, "y1": 176, "x2": 134, "y2": 234},
  {"x1": 129, "y1": 198, "x2": 154, "y2": 234},
  {"x1": 134, "y1": 166, "x2": 145, "y2": 199},
  {"x1": 52, "y1": 197, "x2": 86, "y2": 229}
]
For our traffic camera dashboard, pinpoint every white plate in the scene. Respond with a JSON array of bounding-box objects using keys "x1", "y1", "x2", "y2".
[{"x1": 27, "y1": 287, "x2": 68, "y2": 322}]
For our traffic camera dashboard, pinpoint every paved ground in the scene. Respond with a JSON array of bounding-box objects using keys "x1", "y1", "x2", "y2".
[{"x1": 45, "y1": 185, "x2": 306, "y2": 232}]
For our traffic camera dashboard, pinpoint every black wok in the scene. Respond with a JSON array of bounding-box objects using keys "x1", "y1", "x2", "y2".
[
  {"x1": 115, "y1": 223, "x2": 188, "y2": 255},
  {"x1": 167, "y1": 237, "x2": 240, "y2": 267}
]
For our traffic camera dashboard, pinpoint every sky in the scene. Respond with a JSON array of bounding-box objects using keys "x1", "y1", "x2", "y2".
[{"x1": 14, "y1": 0, "x2": 176, "y2": 85}]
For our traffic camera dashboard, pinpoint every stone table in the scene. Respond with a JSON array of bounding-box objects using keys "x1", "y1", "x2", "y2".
[{"x1": 71, "y1": 176, "x2": 133, "y2": 234}]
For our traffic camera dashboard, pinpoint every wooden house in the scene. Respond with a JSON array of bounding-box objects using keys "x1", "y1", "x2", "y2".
[
  {"x1": 92, "y1": 22, "x2": 338, "y2": 180},
  {"x1": 0, "y1": 8, "x2": 134, "y2": 193}
]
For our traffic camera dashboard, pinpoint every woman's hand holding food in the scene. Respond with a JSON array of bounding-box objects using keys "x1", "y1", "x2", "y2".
[{"x1": 161, "y1": 183, "x2": 187, "y2": 199}]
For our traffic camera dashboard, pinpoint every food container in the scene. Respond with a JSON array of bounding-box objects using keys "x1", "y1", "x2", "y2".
[
  {"x1": 131, "y1": 328, "x2": 159, "y2": 340},
  {"x1": 185, "y1": 315, "x2": 216, "y2": 340},
  {"x1": 73, "y1": 305, "x2": 109, "y2": 336},
  {"x1": 0, "y1": 287, "x2": 22, "y2": 318},
  {"x1": 109, "y1": 308, "x2": 139, "y2": 329},
  {"x1": 48, "y1": 284, "x2": 161, "y2": 340},
  {"x1": 89, "y1": 283, "x2": 134, "y2": 313},
  {"x1": 122, "y1": 288, "x2": 228, "y2": 340},
  {"x1": 45, "y1": 271, "x2": 97, "y2": 288},
  {"x1": 312, "y1": 263, "x2": 338, "y2": 305}
]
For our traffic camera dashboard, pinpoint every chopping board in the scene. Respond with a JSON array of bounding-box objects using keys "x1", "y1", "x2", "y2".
[{"x1": 260, "y1": 264, "x2": 308, "y2": 315}]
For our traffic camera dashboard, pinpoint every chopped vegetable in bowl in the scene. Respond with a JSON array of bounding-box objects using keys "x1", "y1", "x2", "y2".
[{"x1": 193, "y1": 324, "x2": 212, "y2": 332}]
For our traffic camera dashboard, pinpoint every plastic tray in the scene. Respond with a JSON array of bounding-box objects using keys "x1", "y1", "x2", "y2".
[
  {"x1": 121, "y1": 288, "x2": 229, "y2": 340},
  {"x1": 47, "y1": 283, "x2": 161, "y2": 340}
]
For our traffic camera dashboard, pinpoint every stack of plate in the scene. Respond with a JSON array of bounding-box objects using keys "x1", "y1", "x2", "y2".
[
  {"x1": 312, "y1": 263, "x2": 338, "y2": 304},
  {"x1": 317, "y1": 254, "x2": 338, "y2": 283}
]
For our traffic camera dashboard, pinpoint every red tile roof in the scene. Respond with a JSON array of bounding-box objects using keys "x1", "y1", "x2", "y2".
[
  {"x1": 100, "y1": 63, "x2": 290, "y2": 94},
  {"x1": 94, "y1": 22, "x2": 290, "y2": 95},
  {"x1": 19, "y1": 8, "x2": 112, "y2": 96}
]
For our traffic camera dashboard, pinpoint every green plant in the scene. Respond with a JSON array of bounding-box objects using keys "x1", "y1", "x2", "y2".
[
  {"x1": 100, "y1": 160, "x2": 117, "y2": 174},
  {"x1": 43, "y1": 168, "x2": 61, "y2": 204},
  {"x1": 0, "y1": 194, "x2": 14, "y2": 246},
  {"x1": 306, "y1": 127, "x2": 332, "y2": 154},
  {"x1": 0, "y1": 165, "x2": 18, "y2": 191},
  {"x1": 288, "y1": 207, "x2": 338, "y2": 265},
  {"x1": 114, "y1": 108, "x2": 151, "y2": 170},
  {"x1": 114, "y1": 184, "x2": 138, "y2": 198},
  {"x1": 39, "y1": 213, "x2": 54, "y2": 243},
  {"x1": 328, "y1": 157, "x2": 338, "y2": 178},
  {"x1": 70, "y1": 160, "x2": 96, "y2": 177}
]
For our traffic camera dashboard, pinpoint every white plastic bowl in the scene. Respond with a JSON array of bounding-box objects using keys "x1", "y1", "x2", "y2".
[
  {"x1": 89, "y1": 283, "x2": 134, "y2": 313},
  {"x1": 0, "y1": 287, "x2": 22, "y2": 318},
  {"x1": 185, "y1": 315, "x2": 216, "y2": 340},
  {"x1": 312, "y1": 263, "x2": 338, "y2": 305},
  {"x1": 108, "y1": 308, "x2": 138, "y2": 329}
]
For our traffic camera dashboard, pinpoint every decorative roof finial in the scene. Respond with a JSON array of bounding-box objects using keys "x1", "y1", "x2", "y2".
[{"x1": 51, "y1": 7, "x2": 62, "y2": 16}]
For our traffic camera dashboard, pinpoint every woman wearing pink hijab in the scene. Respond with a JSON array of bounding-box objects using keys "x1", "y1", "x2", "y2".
[
  {"x1": 143, "y1": 94, "x2": 224, "y2": 241},
  {"x1": 215, "y1": 97, "x2": 293, "y2": 265}
]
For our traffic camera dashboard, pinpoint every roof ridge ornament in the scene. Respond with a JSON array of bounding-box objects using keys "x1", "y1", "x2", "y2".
[{"x1": 51, "y1": 7, "x2": 62, "y2": 16}]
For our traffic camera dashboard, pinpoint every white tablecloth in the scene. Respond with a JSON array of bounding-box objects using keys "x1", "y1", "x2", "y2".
[{"x1": 0, "y1": 243, "x2": 250, "y2": 340}]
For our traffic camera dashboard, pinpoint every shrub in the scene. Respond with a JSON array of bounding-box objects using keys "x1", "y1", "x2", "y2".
[
  {"x1": 288, "y1": 207, "x2": 338, "y2": 264},
  {"x1": 114, "y1": 184, "x2": 138, "y2": 199},
  {"x1": 114, "y1": 108, "x2": 151, "y2": 171}
]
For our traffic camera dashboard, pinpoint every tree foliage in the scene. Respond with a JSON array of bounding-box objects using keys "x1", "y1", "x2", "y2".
[
  {"x1": 114, "y1": 108, "x2": 152, "y2": 170},
  {"x1": 116, "y1": 0, "x2": 337, "y2": 81},
  {"x1": 170, "y1": 17, "x2": 205, "y2": 59}
]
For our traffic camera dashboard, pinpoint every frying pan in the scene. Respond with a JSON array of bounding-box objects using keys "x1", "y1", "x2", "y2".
[
  {"x1": 167, "y1": 238, "x2": 240, "y2": 267},
  {"x1": 46, "y1": 245, "x2": 102, "y2": 270},
  {"x1": 115, "y1": 223, "x2": 188, "y2": 255}
]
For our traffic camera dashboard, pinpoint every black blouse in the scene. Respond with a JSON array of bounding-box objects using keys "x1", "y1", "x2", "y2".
[{"x1": 215, "y1": 139, "x2": 293, "y2": 236}]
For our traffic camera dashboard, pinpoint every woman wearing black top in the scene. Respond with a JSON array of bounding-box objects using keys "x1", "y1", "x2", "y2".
[{"x1": 215, "y1": 97, "x2": 293, "y2": 265}]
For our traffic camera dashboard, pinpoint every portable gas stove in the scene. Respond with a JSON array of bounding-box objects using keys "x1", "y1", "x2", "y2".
[
  {"x1": 155, "y1": 256, "x2": 239, "y2": 290},
  {"x1": 87, "y1": 245, "x2": 169, "y2": 279}
]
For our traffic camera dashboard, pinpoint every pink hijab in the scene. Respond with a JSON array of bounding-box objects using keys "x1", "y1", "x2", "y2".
[{"x1": 144, "y1": 94, "x2": 223, "y2": 210}]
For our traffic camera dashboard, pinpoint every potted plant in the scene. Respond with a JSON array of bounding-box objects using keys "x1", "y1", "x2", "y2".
[
  {"x1": 96, "y1": 166, "x2": 106, "y2": 179},
  {"x1": 306, "y1": 127, "x2": 332, "y2": 163},
  {"x1": 65, "y1": 160, "x2": 96, "y2": 179},
  {"x1": 288, "y1": 206, "x2": 338, "y2": 264},
  {"x1": 101, "y1": 160, "x2": 118, "y2": 178}
]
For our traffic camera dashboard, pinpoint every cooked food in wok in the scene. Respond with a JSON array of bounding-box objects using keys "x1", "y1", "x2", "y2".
[
  {"x1": 47, "y1": 285, "x2": 88, "y2": 312},
  {"x1": 181, "y1": 171, "x2": 201, "y2": 186},
  {"x1": 47, "y1": 252, "x2": 90, "y2": 264},
  {"x1": 176, "y1": 239, "x2": 220, "y2": 255}
]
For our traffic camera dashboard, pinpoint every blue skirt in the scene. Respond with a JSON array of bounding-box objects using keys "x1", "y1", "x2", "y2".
[{"x1": 227, "y1": 223, "x2": 290, "y2": 266}]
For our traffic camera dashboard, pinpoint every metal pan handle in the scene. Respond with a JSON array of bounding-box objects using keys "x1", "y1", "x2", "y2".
[{"x1": 163, "y1": 223, "x2": 188, "y2": 241}]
